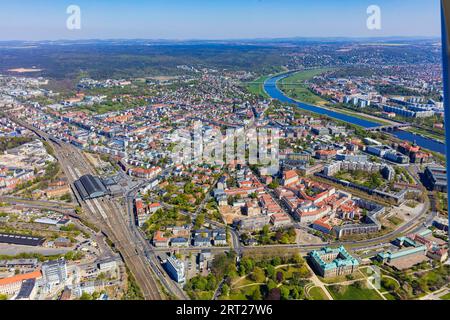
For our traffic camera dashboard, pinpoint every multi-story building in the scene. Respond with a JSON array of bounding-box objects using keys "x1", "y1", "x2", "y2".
[
  {"x1": 286, "y1": 152, "x2": 311, "y2": 162},
  {"x1": 335, "y1": 154, "x2": 368, "y2": 162},
  {"x1": 270, "y1": 213, "x2": 292, "y2": 228},
  {"x1": 165, "y1": 256, "x2": 185, "y2": 283},
  {"x1": 309, "y1": 246, "x2": 359, "y2": 278},
  {"x1": 334, "y1": 223, "x2": 380, "y2": 239},
  {"x1": 0, "y1": 270, "x2": 41, "y2": 297},
  {"x1": 238, "y1": 215, "x2": 270, "y2": 231},
  {"x1": 152, "y1": 231, "x2": 170, "y2": 247},
  {"x1": 41, "y1": 259, "x2": 68, "y2": 286},
  {"x1": 282, "y1": 170, "x2": 299, "y2": 186},
  {"x1": 424, "y1": 166, "x2": 447, "y2": 192}
]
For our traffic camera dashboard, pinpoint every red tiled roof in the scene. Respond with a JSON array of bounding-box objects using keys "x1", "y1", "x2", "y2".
[{"x1": 0, "y1": 270, "x2": 42, "y2": 286}]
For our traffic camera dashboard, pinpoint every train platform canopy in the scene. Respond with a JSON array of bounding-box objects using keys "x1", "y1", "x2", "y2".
[{"x1": 74, "y1": 174, "x2": 108, "y2": 200}]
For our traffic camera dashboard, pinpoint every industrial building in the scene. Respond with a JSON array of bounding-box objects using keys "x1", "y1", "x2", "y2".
[
  {"x1": 74, "y1": 174, "x2": 109, "y2": 200},
  {"x1": 0, "y1": 233, "x2": 45, "y2": 246}
]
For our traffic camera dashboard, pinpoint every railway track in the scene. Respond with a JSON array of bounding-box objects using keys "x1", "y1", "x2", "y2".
[{"x1": 6, "y1": 115, "x2": 164, "y2": 300}]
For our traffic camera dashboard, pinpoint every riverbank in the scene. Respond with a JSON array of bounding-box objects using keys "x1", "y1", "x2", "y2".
[{"x1": 263, "y1": 72, "x2": 445, "y2": 155}]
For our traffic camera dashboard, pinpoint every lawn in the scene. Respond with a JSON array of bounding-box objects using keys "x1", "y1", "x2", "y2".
[
  {"x1": 383, "y1": 292, "x2": 397, "y2": 300},
  {"x1": 319, "y1": 272, "x2": 365, "y2": 285},
  {"x1": 189, "y1": 291, "x2": 214, "y2": 300},
  {"x1": 225, "y1": 284, "x2": 262, "y2": 300},
  {"x1": 388, "y1": 216, "x2": 404, "y2": 226},
  {"x1": 232, "y1": 276, "x2": 256, "y2": 288},
  {"x1": 328, "y1": 107, "x2": 391, "y2": 126},
  {"x1": 281, "y1": 68, "x2": 334, "y2": 83},
  {"x1": 360, "y1": 267, "x2": 375, "y2": 277},
  {"x1": 277, "y1": 265, "x2": 311, "y2": 279},
  {"x1": 328, "y1": 282, "x2": 383, "y2": 300},
  {"x1": 440, "y1": 292, "x2": 450, "y2": 300},
  {"x1": 246, "y1": 75, "x2": 269, "y2": 98},
  {"x1": 279, "y1": 68, "x2": 334, "y2": 106},
  {"x1": 76, "y1": 103, "x2": 130, "y2": 114},
  {"x1": 406, "y1": 127, "x2": 445, "y2": 143},
  {"x1": 334, "y1": 170, "x2": 387, "y2": 190},
  {"x1": 308, "y1": 287, "x2": 329, "y2": 300}
]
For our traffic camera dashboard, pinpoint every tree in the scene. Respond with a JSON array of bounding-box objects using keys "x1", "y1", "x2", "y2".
[
  {"x1": 290, "y1": 287, "x2": 301, "y2": 300},
  {"x1": 194, "y1": 214, "x2": 205, "y2": 229},
  {"x1": 346, "y1": 274, "x2": 355, "y2": 281},
  {"x1": 80, "y1": 292, "x2": 93, "y2": 300},
  {"x1": 381, "y1": 277, "x2": 399, "y2": 291},
  {"x1": 274, "y1": 230, "x2": 283, "y2": 242},
  {"x1": 250, "y1": 288, "x2": 262, "y2": 300},
  {"x1": 92, "y1": 291, "x2": 101, "y2": 300},
  {"x1": 266, "y1": 279, "x2": 277, "y2": 291},
  {"x1": 238, "y1": 264, "x2": 246, "y2": 276},
  {"x1": 206, "y1": 274, "x2": 217, "y2": 291},
  {"x1": 241, "y1": 257, "x2": 255, "y2": 273},
  {"x1": 280, "y1": 286, "x2": 290, "y2": 300},
  {"x1": 276, "y1": 271, "x2": 284, "y2": 283},
  {"x1": 262, "y1": 225, "x2": 270, "y2": 236},
  {"x1": 271, "y1": 256, "x2": 281, "y2": 266},
  {"x1": 354, "y1": 281, "x2": 367, "y2": 289},
  {"x1": 250, "y1": 267, "x2": 266, "y2": 283},
  {"x1": 266, "y1": 288, "x2": 281, "y2": 300},
  {"x1": 334, "y1": 285, "x2": 346, "y2": 295},
  {"x1": 240, "y1": 233, "x2": 249, "y2": 242},
  {"x1": 221, "y1": 284, "x2": 230, "y2": 297},
  {"x1": 266, "y1": 265, "x2": 275, "y2": 279},
  {"x1": 211, "y1": 252, "x2": 236, "y2": 280},
  {"x1": 291, "y1": 253, "x2": 304, "y2": 265},
  {"x1": 268, "y1": 180, "x2": 280, "y2": 190}
]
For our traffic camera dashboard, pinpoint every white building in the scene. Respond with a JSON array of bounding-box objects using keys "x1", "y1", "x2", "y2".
[{"x1": 41, "y1": 259, "x2": 68, "y2": 288}]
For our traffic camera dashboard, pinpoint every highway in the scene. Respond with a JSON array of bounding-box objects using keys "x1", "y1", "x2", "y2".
[{"x1": 6, "y1": 115, "x2": 163, "y2": 300}]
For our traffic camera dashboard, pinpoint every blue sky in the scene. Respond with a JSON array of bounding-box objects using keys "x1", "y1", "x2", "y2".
[{"x1": 0, "y1": 0, "x2": 441, "y2": 40}]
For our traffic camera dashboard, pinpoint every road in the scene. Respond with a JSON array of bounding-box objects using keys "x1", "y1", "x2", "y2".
[
  {"x1": 0, "y1": 196, "x2": 75, "y2": 209},
  {"x1": 6, "y1": 115, "x2": 163, "y2": 300},
  {"x1": 0, "y1": 196, "x2": 76, "y2": 215}
]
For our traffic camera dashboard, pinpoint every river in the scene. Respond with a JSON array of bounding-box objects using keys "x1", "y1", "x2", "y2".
[{"x1": 264, "y1": 73, "x2": 445, "y2": 155}]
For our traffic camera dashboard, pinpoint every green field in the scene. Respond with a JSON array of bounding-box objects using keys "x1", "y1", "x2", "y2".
[
  {"x1": 334, "y1": 170, "x2": 388, "y2": 190},
  {"x1": 281, "y1": 68, "x2": 334, "y2": 83},
  {"x1": 328, "y1": 107, "x2": 391, "y2": 126},
  {"x1": 245, "y1": 75, "x2": 269, "y2": 98},
  {"x1": 188, "y1": 290, "x2": 214, "y2": 300},
  {"x1": 226, "y1": 284, "x2": 263, "y2": 300},
  {"x1": 406, "y1": 127, "x2": 445, "y2": 143},
  {"x1": 440, "y1": 292, "x2": 450, "y2": 300},
  {"x1": 308, "y1": 287, "x2": 329, "y2": 300},
  {"x1": 279, "y1": 68, "x2": 334, "y2": 105},
  {"x1": 383, "y1": 292, "x2": 397, "y2": 300},
  {"x1": 328, "y1": 282, "x2": 383, "y2": 300}
]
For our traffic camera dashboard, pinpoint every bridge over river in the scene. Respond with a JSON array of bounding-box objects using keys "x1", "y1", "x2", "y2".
[{"x1": 364, "y1": 123, "x2": 411, "y2": 132}]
